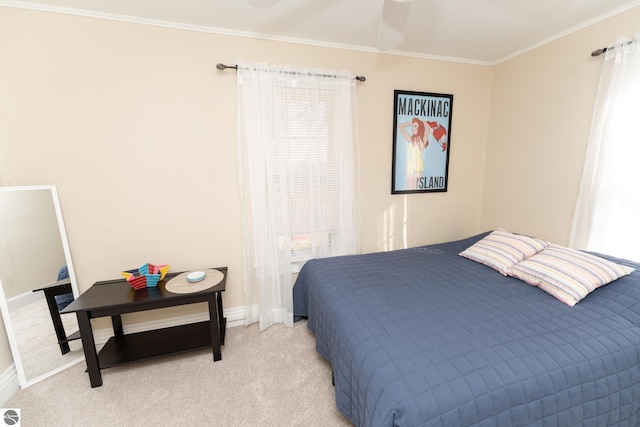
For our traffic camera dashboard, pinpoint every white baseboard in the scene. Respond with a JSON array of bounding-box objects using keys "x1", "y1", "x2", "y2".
[
  {"x1": 0, "y1": 365, "x2": 20, "y2": 406},
  {"x1": 6, "y1": 291, "x2": 41, "y2": 312}
]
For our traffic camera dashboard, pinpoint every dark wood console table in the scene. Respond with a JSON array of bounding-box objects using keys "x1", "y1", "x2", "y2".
[
  {"x1": 33, "y1": 278, "x2": 80, "y2": 355},
  {"x1": 61, "y1": 267, "x2": 227, "y2": 388}
]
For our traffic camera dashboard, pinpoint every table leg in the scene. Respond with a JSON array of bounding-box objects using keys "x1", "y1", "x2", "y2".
[
  {"x1": 42, "y1": 290, "x2": 71, "y2": 355},
  {"x1": 111, "y1": 315, "x2": 123, "y2": 336},
  {"x1": 216, "y1": 291, "x2": 226, "y2": 345},
  {"x1": 76, "y1": 311, "x2": 102, "y2": 388},
  {"x1": 208, "y1": 294, "x2": 222, "y2": 361}
]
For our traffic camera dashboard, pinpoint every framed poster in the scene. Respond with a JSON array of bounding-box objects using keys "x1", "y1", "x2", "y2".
[{"x1": 391, "y1": 90, "x2": 453, "y2": 194}]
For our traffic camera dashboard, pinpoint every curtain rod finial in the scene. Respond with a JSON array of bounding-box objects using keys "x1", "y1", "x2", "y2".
[{"x1": 591, "y1": 48, "x2": 607, "y2": 57}]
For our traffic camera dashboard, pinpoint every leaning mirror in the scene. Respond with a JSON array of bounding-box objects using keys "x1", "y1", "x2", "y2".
[{"x1": 0, "y1": 185, "x2": 83, "y2": 388}]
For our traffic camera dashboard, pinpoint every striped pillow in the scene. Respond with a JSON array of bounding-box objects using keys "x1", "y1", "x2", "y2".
[
  {"x1": 509, "y1": 244, "x2": 635, "y2": 306},
  {"x1": 459, "y1": 229, "x2": 549, "y2": 275}
]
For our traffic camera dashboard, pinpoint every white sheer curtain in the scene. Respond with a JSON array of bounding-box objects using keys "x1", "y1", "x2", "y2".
[
  {"x1": 570, "y1": 35, "x2": 640, "y2": 261},
  {"x1": 235, "y1": 61, "x2": 360, "y2": 331}
]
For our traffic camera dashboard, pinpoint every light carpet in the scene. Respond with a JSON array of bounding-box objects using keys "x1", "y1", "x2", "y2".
[
  {"x1": 5, "y1": 319, "x2": 353, "y2": 427},
  {"x1": 10, "y1": 294, "x2": 83, "y2": 383}
]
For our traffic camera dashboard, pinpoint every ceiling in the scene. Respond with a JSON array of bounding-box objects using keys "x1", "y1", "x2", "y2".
[{"x1": 4, "y1": 0, "x2": 640, "y2": 64}]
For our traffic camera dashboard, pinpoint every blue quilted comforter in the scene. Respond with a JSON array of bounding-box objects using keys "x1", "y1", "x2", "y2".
[{"x1": 293, "y1": 233, "x2": 640, "y2": 426}]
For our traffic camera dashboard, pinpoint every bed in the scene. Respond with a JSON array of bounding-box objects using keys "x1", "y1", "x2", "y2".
[{"x1": 293, "y1": 231, "x2": 640, "y2": 426}]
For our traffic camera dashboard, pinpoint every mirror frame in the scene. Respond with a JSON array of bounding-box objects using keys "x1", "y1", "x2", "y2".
[{"x1": 0, "y1": 185, "x2": 83, "y2": 388}]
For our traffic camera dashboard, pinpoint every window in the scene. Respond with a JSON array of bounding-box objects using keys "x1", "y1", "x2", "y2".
[
  {"x1": 272, "y1": 96, "x2": 341, "y2": 262},
  {"x1": 570, "y1": 36, "x2": 640, "y2": 262}
]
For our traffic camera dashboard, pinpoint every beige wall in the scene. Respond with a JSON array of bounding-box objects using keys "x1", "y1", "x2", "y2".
[
  {"x1": 0, "y1": 6, "x2": 492, "y2": 374},
  {"x1": 481, "y1": 7, "x2": 640, "y2": 243},
  {"x1": 2, "y1": 4, "x2": 638, "y2": 383}
]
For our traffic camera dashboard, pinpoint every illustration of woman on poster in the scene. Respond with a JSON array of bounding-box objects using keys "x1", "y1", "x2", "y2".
[{"x1": 398, "y1": 118, "x2": 431, "y2": 190}]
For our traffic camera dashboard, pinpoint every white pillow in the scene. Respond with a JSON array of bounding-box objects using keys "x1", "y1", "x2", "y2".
[
  {"x1": 459, "y1": 229, "x2": 549, "y2": 275},
  {"x1": 509, "y1": 244, "x2": 635, "y2": 306}
]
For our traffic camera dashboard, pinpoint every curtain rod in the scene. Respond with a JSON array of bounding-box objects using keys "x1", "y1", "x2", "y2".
[
  {"x1": 591, "y1": 39, "x2": 635, "y2": 57},
  {"x1": 216, "y1": 63, "x2": 366, "y2": 82}
]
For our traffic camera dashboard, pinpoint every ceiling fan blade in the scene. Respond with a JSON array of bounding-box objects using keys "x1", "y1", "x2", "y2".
[{"x1": 376, "y1": 0, "x2": 412, "y2": 51}]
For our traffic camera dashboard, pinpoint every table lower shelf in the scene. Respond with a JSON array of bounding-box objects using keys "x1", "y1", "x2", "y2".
[
  {"x1": 98, "y1": 321, "x2": 213, "y2": 369},
  {"x1": 59, "y1": 330, "x2": 81, "y2": 345}
]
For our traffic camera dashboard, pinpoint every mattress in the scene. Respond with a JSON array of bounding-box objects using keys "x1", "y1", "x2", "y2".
[{"x1": 293, "y1": 233, "x2": 640, "y2": 426}]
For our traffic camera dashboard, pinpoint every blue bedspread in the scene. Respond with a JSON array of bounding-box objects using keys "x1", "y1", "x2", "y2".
[{"x1": 293, "y1": 233, "x2": 640, "y2": 426}]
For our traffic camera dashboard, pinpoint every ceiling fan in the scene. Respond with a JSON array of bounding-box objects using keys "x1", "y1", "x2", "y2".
[
  {"x1": 377, "y1": 0, "x2": 415, "y2": 51},
  {"x1": 246, "y1": 0, "x2": 416, "y2": 52}
]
